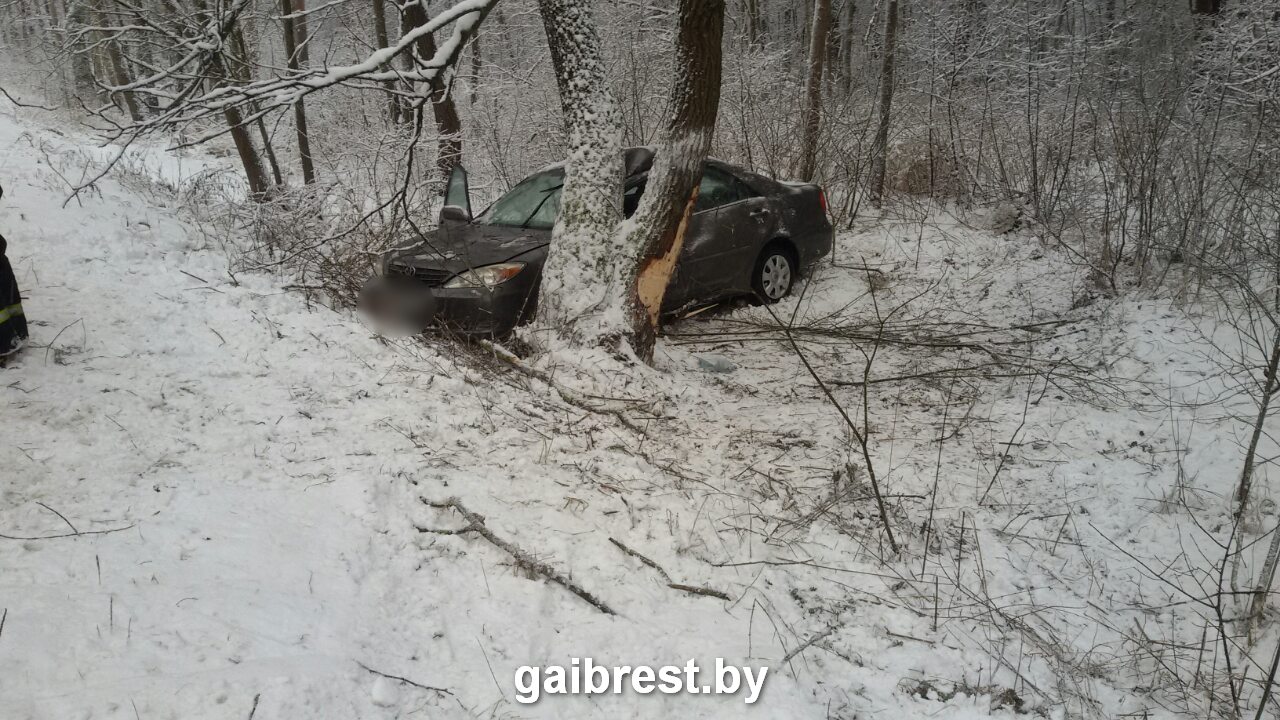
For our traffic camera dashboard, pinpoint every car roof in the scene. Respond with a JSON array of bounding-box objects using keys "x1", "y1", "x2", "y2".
[{"x1": 529, "y1": 147, "x2": 780, "y2": 193}]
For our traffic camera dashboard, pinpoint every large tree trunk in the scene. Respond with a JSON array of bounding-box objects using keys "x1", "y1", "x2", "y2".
[
  {"x1": 796, "y1": 0, "x2": 831, "y2": 181},
  {"x1": 624, "y1": 0, "x2": 725, "y2": 360},
  {"x1": 401, "y1": 0, "x2": 464, "y2": 178},
  {"x1": 534, "y1": 0, "x2": 624, "y2": 341},
  {"x1": 869, "y1": 0, "x2": 899, "y2": 206},
  {"x1": 281, "y1": 0, "x2": 317, "y2": 184}
]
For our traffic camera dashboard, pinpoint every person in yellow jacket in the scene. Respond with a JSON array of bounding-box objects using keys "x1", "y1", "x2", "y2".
[{"x1": 0, "y1": 184, "x2": 27, "y2": 361}]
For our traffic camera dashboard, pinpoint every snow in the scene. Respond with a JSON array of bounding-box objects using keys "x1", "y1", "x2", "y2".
[{"x1": 2, "y1": 93, "x2": 1277, "y2": 719}]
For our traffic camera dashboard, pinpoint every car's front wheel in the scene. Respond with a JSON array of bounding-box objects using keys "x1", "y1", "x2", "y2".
[{"x1": 751, "y1": 245, "x2": 796, "y2": 303}]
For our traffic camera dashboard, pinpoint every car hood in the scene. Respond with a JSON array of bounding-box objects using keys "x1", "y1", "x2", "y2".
[{"x1": 386, "y1": 223, "x2": 551, "y2": 274}]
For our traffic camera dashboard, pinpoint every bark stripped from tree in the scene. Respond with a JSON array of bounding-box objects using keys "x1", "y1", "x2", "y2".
[
  {"x1": 869, "y1": 0, "x2": 899, "y2": 206},
  {"x1": 534, "y1": 0, "x2": 624, "y2": 340},
  {"x1": 796, "y1": 0, "x2": 831, "y2": 181},
  {"x1": 624, "y1": 0, "x2": 725, "y2": 360}
]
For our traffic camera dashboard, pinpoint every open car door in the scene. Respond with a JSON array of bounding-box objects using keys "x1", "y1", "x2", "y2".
[{"x1": 441, "y1": 164, "x2": 472, "y2": 223}]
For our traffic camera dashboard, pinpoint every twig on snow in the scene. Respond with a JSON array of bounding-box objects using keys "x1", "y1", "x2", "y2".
[
  {"x1": 356, "y1": 661, "x2": 453, "y2": 696},
  {"x1": 36, "y1": 502, "x2": 79, "y2": 535},
  {"x1": 781, "y1": 625, "x2": 838, "y2": 665},
  {"x1": 608, "y1": 537, "x2": 731, "y2": 601},
  {"x1": 0, "y1": 523, "x2": 135, "y2": 541},
  {"x1": 420, "y1": 497, "x2": 616, "y2": 615},
  {"x1": 478, "y1": 340, "x2": 649, "y2": 435}
]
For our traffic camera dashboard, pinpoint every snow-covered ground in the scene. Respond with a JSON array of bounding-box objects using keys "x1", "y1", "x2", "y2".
[{"x1": 1, "y1": 92, "x2": 1276, "y2": 720}]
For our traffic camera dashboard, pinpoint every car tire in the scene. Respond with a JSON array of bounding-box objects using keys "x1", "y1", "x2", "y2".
[{"x1": 751, "y1": 244, "x2": 796, "y2": 304}]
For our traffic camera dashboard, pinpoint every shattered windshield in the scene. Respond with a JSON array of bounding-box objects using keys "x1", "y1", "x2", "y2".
[{"x1": 476, "y1": 169, "x2": 565, "y2": 230}]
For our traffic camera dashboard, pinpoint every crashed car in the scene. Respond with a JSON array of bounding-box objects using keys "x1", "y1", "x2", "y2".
[{"x1": 360, "y1": 147, "x2": 833, "y2": 337}]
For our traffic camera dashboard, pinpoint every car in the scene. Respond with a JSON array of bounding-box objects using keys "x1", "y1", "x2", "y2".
[{"x1": 359, "y1": 147, "x2": 833, "y2": 338}]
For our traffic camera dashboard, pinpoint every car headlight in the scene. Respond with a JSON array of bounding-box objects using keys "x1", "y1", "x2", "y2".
[{"x1": 443, "y1": 262, "x2": 526, "y2": 289}]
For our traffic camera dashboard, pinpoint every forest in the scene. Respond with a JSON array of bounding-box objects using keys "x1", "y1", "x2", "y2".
[{"x1": 2, "y1": 0, "x2": 1280, "y2": 718}]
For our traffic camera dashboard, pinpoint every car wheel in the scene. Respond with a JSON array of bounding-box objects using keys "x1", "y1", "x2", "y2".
[{"x1": 751, "y1": 245, "x2": 796, "y2": 303}]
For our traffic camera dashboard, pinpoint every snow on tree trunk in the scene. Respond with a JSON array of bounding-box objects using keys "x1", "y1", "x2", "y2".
[
  {"x1": 622, "y1": 0, "x2": 725, "y2": 361},
  {"x1": 534, "y1": 0, "x2": 626, "y2": 343}
]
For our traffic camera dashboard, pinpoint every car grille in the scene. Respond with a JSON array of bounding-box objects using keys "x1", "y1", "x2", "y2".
[{"x1": 388, "y1": 264, "x2": 454, "y2": 287}]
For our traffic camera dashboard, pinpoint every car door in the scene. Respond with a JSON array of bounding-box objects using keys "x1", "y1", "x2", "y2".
[
  {"x1": 624, "y1": 176, "x2": 708, "y2": 312},
  {"x1": 673, "y1": 166, "x2": 771, "y2": 304}
]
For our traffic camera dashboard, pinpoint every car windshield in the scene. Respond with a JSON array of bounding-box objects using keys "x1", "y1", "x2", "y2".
[{"x1": 476, "y1": 169, "x2": 565, "y2": 230}]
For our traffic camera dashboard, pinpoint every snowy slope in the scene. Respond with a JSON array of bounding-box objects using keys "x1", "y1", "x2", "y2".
[{"x1": 1, "y1": 94, "x2": 1275, "y2": 720}]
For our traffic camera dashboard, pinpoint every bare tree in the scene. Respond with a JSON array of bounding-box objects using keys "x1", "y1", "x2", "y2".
[
  {"x1": 869, "y1": 0, "x2": 899, "y2": 206},
  {"x1": 533, "y1": 0, "x2": 625, "y2": 340},
  {"x1": 401, "y1": 0, "x2": 465, "y2": 177},
  {"x1": 624, "y1": 0, "x2": 725, "y2": 359},
  {"x1": 281, "y1": 0, "x2": 317, "y2": 184},
  {"x1": 796, "y1": 0, "x2": 831, "y2": 181}
]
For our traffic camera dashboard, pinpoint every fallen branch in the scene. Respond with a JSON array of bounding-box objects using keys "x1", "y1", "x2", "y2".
[
  {"x1": 478, "y1": 340, "x2": 649, "y2": 434},
  {"x1": 420, "y1": 497, "x2": 616, "y2": 615},
  {"x1": 0, "y1": 523, "x2": 135, "y2": 541},
  {"x1": 781, "y1": 624, "x2": 838, "y2": 665},
  {"x1": 356, "y1": 661, "x2": 453, "y2": 696},
  {"x1": 609, "y1": 537, "x2": 731, "y2": 601}
]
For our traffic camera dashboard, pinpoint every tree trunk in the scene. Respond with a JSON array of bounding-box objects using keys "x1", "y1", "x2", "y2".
[
  {"x1": 281, "y1": 0, "x2": 317, "y2": 184},
  {"x1": 534, "y1": 0, "x2": 624, "y2": 340},
  {"x1": 1190, "y1": 0, "x2": 1220, "y2": 14},
  {"x1": 1234, "y1": 328, "x2": 1280, "y2": 526},
  {"x1": 745, "y1": 0, "x2": 762, "y2": 46},
  {"x1": 869, "y1": 0, "x2": 899, "y2": 206},
  {"x1": 624, "y1": 0, "x2": 725, "y2": 360},
  {"x1": 401, "y1": 0, "x2": 464, "y2": 178},
  {"x1": 66, "y1": 1, "x2": 96, "y2": 98},
  {"x1": 90, "y1": 0, "x2": 142, "y2": 120},
  {"x1": 796, "y1": 0, "x2": 831, "y2": 181},
  {"x1": 208, "y1": 51, "x2": 273, "y2": 199},
  {"x1": 1249, "y1": 519, "x2": 1280, "y2": 637},
  {"x1": 370, "y1": 0, "x2": 399, "y2": 121},
  {"x1": 838, "y1": 0, "x2": 855, "y2": 95}
]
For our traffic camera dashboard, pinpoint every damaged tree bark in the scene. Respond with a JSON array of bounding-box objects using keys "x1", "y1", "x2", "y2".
[{"x1": 623, "y1": 0, "x2": 725, "y2": 360}]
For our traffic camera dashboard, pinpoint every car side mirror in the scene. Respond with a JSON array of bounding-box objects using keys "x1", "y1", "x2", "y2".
[{"x1": 440, "y1": 204, "x2": 470, "y2": 224}]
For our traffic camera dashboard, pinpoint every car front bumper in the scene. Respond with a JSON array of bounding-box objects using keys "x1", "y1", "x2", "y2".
[{"x1": 358, "y1": 274, "x2": 536, "y2": 338}]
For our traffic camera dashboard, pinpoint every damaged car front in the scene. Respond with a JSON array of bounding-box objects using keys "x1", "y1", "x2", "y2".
[{"x1": 359, "y1": 165, "x2": 555, "y2": 338}]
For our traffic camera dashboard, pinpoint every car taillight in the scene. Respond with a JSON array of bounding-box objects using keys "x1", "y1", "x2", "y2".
[{"x1": 818, "y1": 188, "x2": 829, "y2": 215}]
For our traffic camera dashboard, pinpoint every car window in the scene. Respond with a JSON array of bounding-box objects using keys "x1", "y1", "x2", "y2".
[
  {"x1": 696, "y1": 167, "x2": 751, "y2": 212},
  {"x1": 622, "y1": 168, "x2": 755, "y2": 216},
  {"x1": 476, "y1": 169, "x2": 565, "y2": 230}
]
